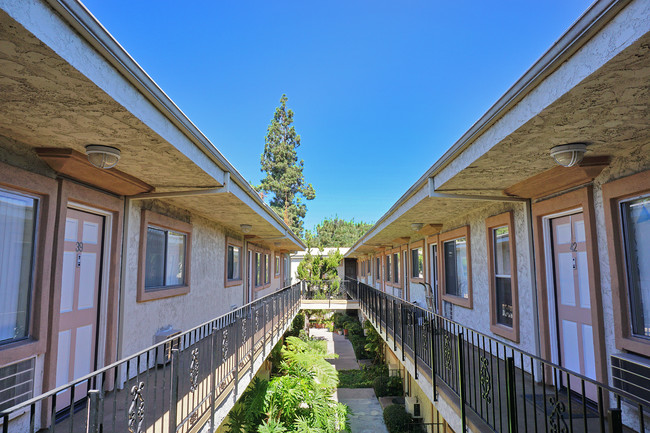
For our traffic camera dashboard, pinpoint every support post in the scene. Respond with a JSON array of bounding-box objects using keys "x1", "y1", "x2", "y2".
[
  {"x1": 608, "y1": 408, "x2": 623, "y2": 433},
  {"x1": 429, "y1": 318, "x2": 437, "y2": 401},
  {"x1": 169, "y1": 348, "x2": 180, "y2": 433},
  {"x1": 401, "y1": 303, "x2": 406, "y2": 361},
  {"x1": 413, "y1": 309, "x2": 418, "y2": 379},
  {"x1": 457, "y1": 332, "x2": 467, "y2": 433},
  {"x1": 506, "y1": 356, "x2": 518, "y2": 433},
  {"x1": 86, "y1": 390, "x2": 101, "y2": 433}
]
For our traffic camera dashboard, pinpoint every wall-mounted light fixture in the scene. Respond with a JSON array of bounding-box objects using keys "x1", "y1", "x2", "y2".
[
  {"x1": 411, "y1": 223, "x2": 424, "y2": 231},
  {"x1": 85, "y1": 145, "x2": 121, "y2": 169},
  {"x1": 240, "y1": 224, "x2": 252, "y2": 233},
  {"x1": 550, "y1": 143, "x2": 587, "y2": 168}
]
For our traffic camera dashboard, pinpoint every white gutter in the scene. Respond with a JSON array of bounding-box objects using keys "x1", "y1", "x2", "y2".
[
  {"x1": 42, "y1": 0, "x2": 306, "y2": 249},
  {"x1": 347, "y1": 0, "x2": 630, "y2": 256}
]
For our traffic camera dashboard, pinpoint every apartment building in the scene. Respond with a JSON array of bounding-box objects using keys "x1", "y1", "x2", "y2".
[
  {"x1": 347, "y1": 0, "x2": 650, "y2": 430},
  {"x1": 0, "y1": 0, "x2": 303, "y2": 425}
]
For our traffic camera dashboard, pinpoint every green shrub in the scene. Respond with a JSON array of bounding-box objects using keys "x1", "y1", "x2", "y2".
[
  {"x1": 383, "y1": 404, "x2": 413, "y2": 433},
  {"x1": 373, "y1": 375, "x2": 390, "y2": 397},
  {"x1": 387, "y1": 375, "x2": 403, "y2": 396},
  {"x1": 292, "y1": 313, "x2": 305, "y2": 333},
  {"x1": 373, "y1": 375, "x2": 403, "y2": 397}
]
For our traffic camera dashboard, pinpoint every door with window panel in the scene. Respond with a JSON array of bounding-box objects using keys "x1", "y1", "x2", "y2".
[
  {"x1": 550, "y1": 213, "x2": 597, "y2": 400},
  {"x1": 56, "y1": 209, "x2": 104, "y2": 411}
]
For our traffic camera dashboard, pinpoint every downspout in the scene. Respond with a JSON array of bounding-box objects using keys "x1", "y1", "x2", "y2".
[
  {"x1": 525, "y1": 198, "x2": 542, "y2": 357},
  {"x1": 116, "y1": 196, "x2": 130, "y2": 360}
]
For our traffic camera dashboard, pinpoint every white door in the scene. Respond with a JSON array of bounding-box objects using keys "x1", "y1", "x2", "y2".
[
  {"x1": 550, "y1": 213, "x2": 597, "y2": 399},
  {"x1": 56, "y1": 209, "x2": 104, "y2": 411}
]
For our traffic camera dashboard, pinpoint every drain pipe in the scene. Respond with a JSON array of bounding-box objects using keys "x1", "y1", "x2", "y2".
[
  {"x1": 116, "y1": 197, "x2": 130, "y2": 365},
  {"x1": 525, "y1": 198, "x2": 542, "y2": 358}
]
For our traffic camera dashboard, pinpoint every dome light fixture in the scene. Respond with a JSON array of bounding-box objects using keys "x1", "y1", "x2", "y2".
[
  {"x1": 85, "y1": 145, "x2": 121, "y2": 169},
  {"x1": 411, "y1": 223, "x2": 424, "y2": 231},
  {"x1": 240, "y1": 224, "x2": 252, "y2": 234},
  {"x1": 550, "y1": 143, "x2": 587, "y2": 168}
]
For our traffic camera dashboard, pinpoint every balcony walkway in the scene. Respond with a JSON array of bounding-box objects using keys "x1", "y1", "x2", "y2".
[{"x1": 346, "y1": 280, "x2": 649, "y2": 433}]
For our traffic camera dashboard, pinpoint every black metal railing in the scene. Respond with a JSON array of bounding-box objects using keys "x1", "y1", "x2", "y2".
[
  {"x1": 345, "y1": 279, "x2": 650, "y2": 433},
  {"x1": 0, "y1": 283, "x2": 301, "y2": 433}
]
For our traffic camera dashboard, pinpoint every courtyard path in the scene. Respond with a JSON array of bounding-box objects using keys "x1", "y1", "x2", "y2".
[{"x1": 310, "y1": 328, "x2": 389, "y2": 433}]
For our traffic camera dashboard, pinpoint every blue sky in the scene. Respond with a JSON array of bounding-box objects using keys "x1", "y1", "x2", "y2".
[{"x1": 82, "y1": 0, "x2": 593, "y2": 231}]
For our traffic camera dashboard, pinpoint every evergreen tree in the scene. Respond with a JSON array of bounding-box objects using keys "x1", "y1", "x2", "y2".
[
  {"x1": 309, "y1": 217, "x2": 373, "y2": 248},
  {"x1": 258, "y1": 95, "x2": 315, "y2": 238}
]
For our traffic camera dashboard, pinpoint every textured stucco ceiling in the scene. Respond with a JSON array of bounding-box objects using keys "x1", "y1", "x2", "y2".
[
  {"x1": 0, "y1": 9, "x2": 303, "y2": 248},
  {"x1": 0, "y1": 9, "x2": 217, "y2": 190},
  {"x1": 350, "y1": 32, "x2": 650, "y2": 257},
  {"x1": 436, "y1": 33, "x2": 650, "y2": 195}
]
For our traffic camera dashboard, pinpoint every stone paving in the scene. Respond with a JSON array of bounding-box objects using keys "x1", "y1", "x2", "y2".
[{"x1": 309, "y1": 328, "x2": 389, "y2": 433}]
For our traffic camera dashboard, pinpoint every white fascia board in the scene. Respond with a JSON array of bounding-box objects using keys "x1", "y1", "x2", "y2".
[
  {"x1": 347, "y1": 0, "x2": 649, "y2": 257},
  {"x1": 1, "y1": 0, "x2": 304, "y2": 246},
  {"x1": 346, "y1": 184, "x2": 429, "y2": 257}
]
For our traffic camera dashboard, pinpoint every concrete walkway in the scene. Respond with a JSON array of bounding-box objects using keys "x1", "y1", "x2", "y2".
[{"x1": 309, "y1": 328, "x2": 389, "y2": 433}]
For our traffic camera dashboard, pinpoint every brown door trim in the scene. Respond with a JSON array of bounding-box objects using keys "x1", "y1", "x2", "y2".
[
  {"x1": 44, "y1": 179, "x2": 123, "y2": 409},
  {"x1": 531, "y1": 186, "x2": 607, "y2": 386}
]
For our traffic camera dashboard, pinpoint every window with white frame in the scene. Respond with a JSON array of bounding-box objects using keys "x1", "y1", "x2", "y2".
[
  {"x1": 393, "y1": 252, "x2": 399, "y2": 284},
  {"x1": 0, "y1": 189, "x2": 37, "y2": 344},
  {"x1": 491, "y1": 226, "x2": 513, "y2": 327},
  {"x1": 144, "y1": 227, "x2": 187, "y2": 289},
  {"x1": 411, "y1": 247, "x2": 423, "y2": 279},
  {"x1": 227, "y1": 243, "x2": 242, "y2": 282},
  {"x1": 385, "y1": 255, "x2": 391, "y2": 281},
  {"x1": 621, "y1": 195, "x2": 650, "y2": 339},
  {"x1": 443, "y1": 236, "x2": 468, "y2": 298}
]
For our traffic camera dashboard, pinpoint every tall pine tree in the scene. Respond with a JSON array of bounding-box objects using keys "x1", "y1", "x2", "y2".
[{"x1": 258, "y1": 95, "x2": 315, "y2": 238}]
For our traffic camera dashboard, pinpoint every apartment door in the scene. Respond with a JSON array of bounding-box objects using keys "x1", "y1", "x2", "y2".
[
  {"x1": 429, "y1": 244, "x2": 439, "y2": 313},
  {"x1": 56, "y1": 209, "x2": 104, "y2": 411},
  {"x1": 550, "y1": 213, "x2": 597, "y2": 399}
]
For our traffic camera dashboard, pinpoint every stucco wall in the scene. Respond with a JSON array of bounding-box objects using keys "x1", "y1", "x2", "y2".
[
  {"x1": 120, "y1": 199, "x2": 245, "y2": 358},
  {"x1": 591, "y1": 150, "x2": 650, "y2": 382},
  {"x1": 435, "y1": 201, "x2": 537, "y2": 355}
]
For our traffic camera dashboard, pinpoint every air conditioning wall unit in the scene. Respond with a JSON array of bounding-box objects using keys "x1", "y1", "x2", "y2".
[
  {"x1": 154, "y1": 326, "x2": 181, "y2": 366},
  {"x1": 405, "y1": 396, "x2": 422, "y2": 419},
  {"x1": 388, "y1": 361, "x2": 400, "y2": 377},
  {"x1": 611, "y1": 352, "x2": 650, "y2": 406}
]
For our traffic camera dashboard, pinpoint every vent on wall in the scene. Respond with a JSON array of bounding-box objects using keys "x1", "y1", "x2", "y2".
[
  {"x1": 611, "y1": 353, "x2": 650, "y2": 406},
  {"x1": 0, "y1": 358, "x2": 35, "y2": 412}
]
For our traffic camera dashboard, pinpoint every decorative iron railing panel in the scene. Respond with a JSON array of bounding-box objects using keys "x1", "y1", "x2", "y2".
[
  {"x1": 0, "y1": 283, "x2": 301, "y2": 433},
  {"x1": 343, "y1": 279, "x2": 650, "y2": 433}
]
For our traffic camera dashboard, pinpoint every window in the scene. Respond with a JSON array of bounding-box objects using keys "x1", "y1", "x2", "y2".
[
  {"x1": 603, "y1": 171, "x2": 650, "y2": 357},
  {"x1": 486, "y1": 212, "x2": 518, "y2": 342},
  {"x1": 274, "y1": 255, "x2": 280, "y2": 278},
  {"x1": 411, "y1": 247, "x2": 424, "y2": 280},
  {"x1": 367, "y1": 259, "x2": 371, "y2": 275},
  {"x1": 440, "y1": 226, "x2": 472, "y2": 308},
  {"x1": 145, "y1": 227, "x2": 187, "y2": 288},
  {"x1": 0, "y1": 189, "x2": 37, "y2": 344},
  {"x1": 255, "y1": 252, "x2": 262, "y2": 287},
  {"x1": 621, "y1": 196, "x2": 650, "y2": 339},
  {"x1": 385, "y1": 255, "x2": 391, "y2": 281},
  {"x1": 264, "y1": 254, "x2": 270, "y2": 285},
  {"x1": 393, "y1": 252, "x2": 400, "y2": 284},
  {"x1": 376, "y1": 257, "x2": 381, "y2": 278},
  {"x1": 225, "y1": 238, "x2": 243, "y2": 287},
  {"x1": 138, "y1": 210, "x2": 191, "y2": 302}
]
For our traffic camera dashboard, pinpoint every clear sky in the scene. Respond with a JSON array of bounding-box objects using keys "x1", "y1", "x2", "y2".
[{"x1": 81, "y1": 0, "x2": 593, "y2": 231}]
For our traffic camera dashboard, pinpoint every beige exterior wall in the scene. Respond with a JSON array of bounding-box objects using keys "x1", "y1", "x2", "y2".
[{"x1": 120, "y1": 199, "x2": 246, "y2": 358}]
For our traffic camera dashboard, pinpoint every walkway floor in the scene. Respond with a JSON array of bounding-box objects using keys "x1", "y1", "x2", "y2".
[{"x1": 309, "y1": 328, "x2": 389, "y2": 433}]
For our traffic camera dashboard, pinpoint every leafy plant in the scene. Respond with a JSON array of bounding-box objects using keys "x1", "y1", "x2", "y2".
[
  {"x1": 383, "y1": 404, "x2": 413, "y2": 433},
  {"x1": 338, "y1": 365, "x2": 388, "y2": 388},
  {"x1": 363, "y1": 320, "x2": 383, "y2": 364}
]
